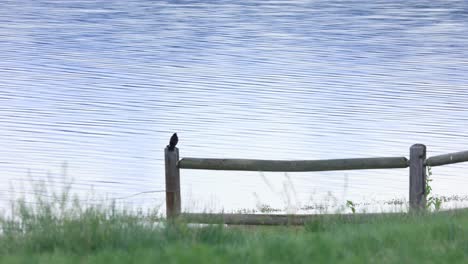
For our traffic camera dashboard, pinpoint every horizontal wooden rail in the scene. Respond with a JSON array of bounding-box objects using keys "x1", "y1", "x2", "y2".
[
  {"x1": 181, "y1": 212, "x2": 405, "y2": 225},
  {"x1": 178, "y1": 157, "x2": 409, "y2": 172},
  {"x1": 426, "y1": 150, "x2": 468, "y2": 167}
]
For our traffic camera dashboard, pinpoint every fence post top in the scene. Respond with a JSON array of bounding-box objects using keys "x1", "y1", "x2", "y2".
[{"x1": 410, "y1": 144, "x2": 426, "y2": 150}]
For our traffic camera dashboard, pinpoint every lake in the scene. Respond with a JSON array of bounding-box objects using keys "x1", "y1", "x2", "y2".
[{"x1": 1, "y1": 0, "x2": 468, "y2": 213}]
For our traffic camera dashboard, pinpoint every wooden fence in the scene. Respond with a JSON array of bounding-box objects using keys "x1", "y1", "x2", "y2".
[{"x1": 165, "y1": 141, "x2": 468, "y2": 225}]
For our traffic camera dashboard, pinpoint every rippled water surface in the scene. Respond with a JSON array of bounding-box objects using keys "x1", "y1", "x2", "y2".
[{"x1": 1, "y1": 0, "x2": 468, "y2": 212}]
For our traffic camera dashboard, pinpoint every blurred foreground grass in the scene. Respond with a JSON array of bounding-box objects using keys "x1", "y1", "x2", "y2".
[
  {"x1": 1, "y1": 176, "x2": 467, "y2": 263},
  {"x1": 1, "y1": 193, "x2": 468, "y2": 263}
]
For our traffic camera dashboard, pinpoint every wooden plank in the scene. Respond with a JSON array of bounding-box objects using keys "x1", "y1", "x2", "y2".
[
  {"x1": 180, "y1": 212, "x2": 405, "y2": 225},
  {"x1": 178, "y1": 157, "x2": 409, "y2": 172},
  {"x1": 181, "y1": 209, "x2": 468, "y2": 226},
  {"x1": 426, "y1": 150, "x2": 468, "y2": 167},
  {"x1": 409, "y1": 144, "x2": 426, "y2": 211},
  {"x1": 165, "y1": 147, "x2": 181, "y2": 219}
]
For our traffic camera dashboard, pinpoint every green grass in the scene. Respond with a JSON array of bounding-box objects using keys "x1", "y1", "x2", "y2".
[
  {"x1": 1, "y1": 176, "x2": 467, "y2": 263},
  {"x1": 1, "y1": 195, "x2": 468, "y2": 263}
]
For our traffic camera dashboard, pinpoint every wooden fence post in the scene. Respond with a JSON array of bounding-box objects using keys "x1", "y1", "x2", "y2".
[
  {"x1": 409, "y1": 144, "x2": 426, "y2": 211},
  {"x1": 165, "y1": 146, "x2": 181, "y2": 219}
]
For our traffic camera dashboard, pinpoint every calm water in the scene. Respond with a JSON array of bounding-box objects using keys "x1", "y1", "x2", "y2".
[{"x1": 1, "y1": 0, "x2": 468, "y2": 213}]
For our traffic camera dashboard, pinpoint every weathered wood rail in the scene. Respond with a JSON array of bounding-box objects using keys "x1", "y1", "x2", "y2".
[
  {"x1": 180, "y1": 212, "x2": 405, "y2": 225},
  {"x1": 165, "y1": 138, "x2": 468, "y2": 225},
  {"x1": 426, "y1": 150, "x2": 468, "y2": 167},
  {"x1": 178, "y1": 157, "x2": 408, "y2": 172}
]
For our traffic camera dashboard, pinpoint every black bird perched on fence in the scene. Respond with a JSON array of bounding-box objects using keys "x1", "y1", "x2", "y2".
[{"x1": 168, "y1": 133, "x2": 178, "y2": 151}]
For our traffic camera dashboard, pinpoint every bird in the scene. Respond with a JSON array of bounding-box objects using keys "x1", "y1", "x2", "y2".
[{"x1": 168, "y1": 133, "x2": 178, "y2": 151}]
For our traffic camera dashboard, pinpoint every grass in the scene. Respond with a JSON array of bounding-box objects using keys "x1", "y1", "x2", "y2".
[
  {"x1": 1, "y1": 195, "x2": 468, "y2": 263},
  {"x1": 1, "y1": 174, "x2": 467, "y2": 263}
]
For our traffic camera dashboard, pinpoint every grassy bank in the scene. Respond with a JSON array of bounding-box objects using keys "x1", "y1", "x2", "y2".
[{"x1": 1, "y1": 196, "x2": 468, "y2": 263}]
